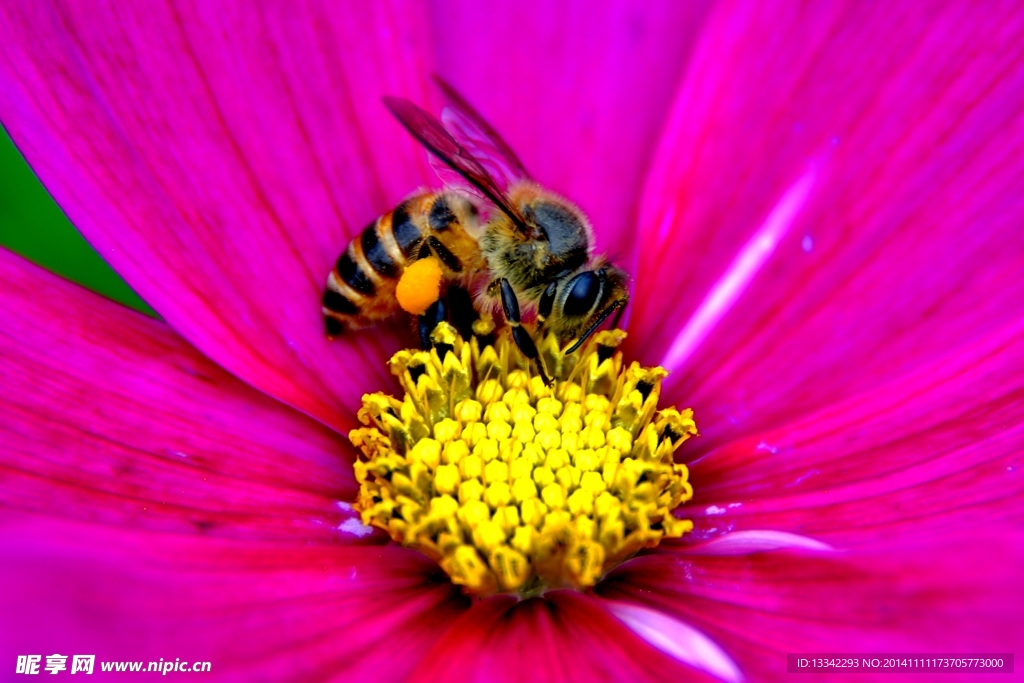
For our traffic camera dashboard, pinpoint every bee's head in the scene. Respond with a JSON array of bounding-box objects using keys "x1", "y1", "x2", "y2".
[
  {"x1": 512, "y1": 185, "x2": 593, "y2": 273},
  {"x1": 543, "y1": 260, "x2": 630, "y2": 352}
]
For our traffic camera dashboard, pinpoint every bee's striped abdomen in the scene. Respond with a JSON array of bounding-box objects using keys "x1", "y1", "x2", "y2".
[
  {"x1": 391, "y1": 202, "x2": 427, "y2": 260},
  {"x1": 359, "y1": 215, "x2": 399, "y2": 280},
  {"x1": 322, "y1": 192, "x2": 484, "y2": 339},
  {"x1": 323, "y1": 199, "x2": 427, "y2": 337}
]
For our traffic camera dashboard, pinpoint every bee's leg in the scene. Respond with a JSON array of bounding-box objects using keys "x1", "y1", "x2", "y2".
[
  {"x1": 418, "y1": 298, "x2": 448, "y2": 350},
  {"x1": 564, "y1": 297, "x2": 629, "y2": 355},
  {"x1": 497, "y1": 278, "x2": 552, "y2": 385},
  {"x1": 535, "y1": 281, "x2": 558, "y2": 336},
  {"x1": 445, "y1": 284, "x2": 478, "y2": 341}
]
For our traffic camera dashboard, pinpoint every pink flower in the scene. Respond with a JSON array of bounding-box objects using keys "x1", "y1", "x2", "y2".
[{"x1": 2, "y1": 1, "x2": 1022, "y2": 681}]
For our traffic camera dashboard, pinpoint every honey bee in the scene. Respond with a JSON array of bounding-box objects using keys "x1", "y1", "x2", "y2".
[{"x1": 323, "y1": 78, "x2": 630, "y2": 381}]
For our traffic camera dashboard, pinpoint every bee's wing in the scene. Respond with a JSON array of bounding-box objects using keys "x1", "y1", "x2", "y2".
[
  {"x1": 383, "y1": 96, "x2": 527, "y2": 231},
  {"x1": 425, "y1": 153, "x2": 483, "y2": 196},
  {"x1": 433, "y1": 75, "x2": 530, "y2": 188}
]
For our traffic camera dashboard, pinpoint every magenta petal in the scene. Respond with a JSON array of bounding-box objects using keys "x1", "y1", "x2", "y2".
[
  {"x1": 0, "y1": 2, "x2": 439, "y2": 431},
  {"x1": 605, "y1": 601, "x2": 742, "y2": 683},
  {"x1": 600, "y1": 528, "x2": 1024, "y2": 683},
  {"x1": 431, "y1": 0, "x2": 713, "y2": 256},
  {"x1": 410, "y1": 591, "x2": 708, "y2": 683},
  {"x1": 681, "y1": 318, "x2": 1024, "y2": 547},
  {"x1": 629, "y1": 1, "x2": 1024, "y2": 447},
  {"x1": 0, "y1": 249, "x2": 364, "y2": 543},
  {"x1": 0, "y1": 515, "x2": 467, "y2": 681},
  {"x1": 674, "y1": 531, "x2": 835, "y2": 556}
]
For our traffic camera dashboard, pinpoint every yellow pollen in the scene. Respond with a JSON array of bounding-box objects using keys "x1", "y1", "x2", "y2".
[
  {"x1": 396, "y1": 256, "x2": 444, "y2": 315},
  {"x1": 350, "y1": 319, "x2": 697, "y2": 598}
]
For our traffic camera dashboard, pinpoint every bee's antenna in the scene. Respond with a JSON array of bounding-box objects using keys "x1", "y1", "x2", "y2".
[
  {"x1": 610, "y1": 299, "x2": 628, "y2": 330},
  {"x1": 565, "y1": 297, "x2": 629, "y2": 355}
]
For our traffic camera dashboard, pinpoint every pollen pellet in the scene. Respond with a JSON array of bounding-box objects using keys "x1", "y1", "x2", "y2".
[
  {"x1": 351, "y1": 322, "x2": 697, "y2": 597},
  {"x1": 395, "y1": 256, "x2": 443, "y2": 316}
]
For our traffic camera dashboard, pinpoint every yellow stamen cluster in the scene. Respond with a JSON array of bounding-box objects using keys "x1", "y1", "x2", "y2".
[{"x1": 350, "y1": 320, "x2": 697, "y2": 597}]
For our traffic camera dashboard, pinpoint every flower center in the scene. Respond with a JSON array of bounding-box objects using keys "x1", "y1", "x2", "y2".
[{"x1": 351, "y1": 319, "x2": 697, "y2": 597}]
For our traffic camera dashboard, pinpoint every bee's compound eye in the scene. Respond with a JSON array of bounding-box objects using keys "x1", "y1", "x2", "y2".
[{"x1": 562, "y1": 271, "x2": 603, "y2": 318}]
